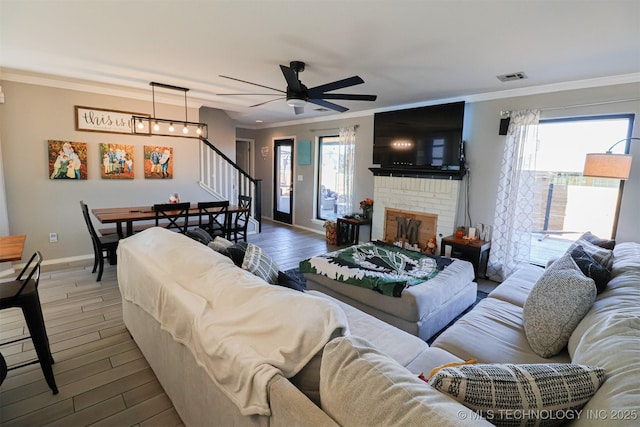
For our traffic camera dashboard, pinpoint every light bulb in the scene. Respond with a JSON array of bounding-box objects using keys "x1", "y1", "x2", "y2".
[
  {"x1": 153, "y1": 122, "x2": 160, "y2": 131},
  {"x1": 196, "y1": 127, "x2": 202, "y2": 135},
  {"x1": 137, "y1": 120, "x2": 145, "y2": 130},
  {"x1": 183, "y1": 125, "x2": 189, "y2": 134},
  {"x1": 168, "y1": 123, "x2": 174, "y2": 132}
]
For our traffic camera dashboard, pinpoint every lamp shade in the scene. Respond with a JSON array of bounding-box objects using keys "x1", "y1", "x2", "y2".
[{"x1": 583, "y1": 153, "x2": 632, "y2": 180}]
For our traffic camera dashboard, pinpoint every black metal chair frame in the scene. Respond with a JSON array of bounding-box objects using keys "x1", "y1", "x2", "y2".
[
  {"x1": 153, "y1": 202, "x2": 191, "y2": 233},
  {"x1": 228, "y1": 195, "x2": 251, "y2": 242},
  {"x1": 0, "y1": 251, "x2": 58, "y2": 394},
  {"x1": 80, "y1": 201, "x2": 119, "y2": 282},
  {"x1": 197, "y1": 201, "x2": 229, "y2": 239}
]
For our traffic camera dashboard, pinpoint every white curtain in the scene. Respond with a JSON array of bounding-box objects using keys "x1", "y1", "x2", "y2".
[
  {"x1": 336, "y1": 126, "x2": 356, "y2": 217},
  {"x1": 486, "y1": 110, "x2": 540, "y2": 282}
]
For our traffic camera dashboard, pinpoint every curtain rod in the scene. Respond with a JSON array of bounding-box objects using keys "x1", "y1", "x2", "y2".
[
  {"x1": 501, "y1": 97, "x2": 640, "y2": 117},
  {"x1": 309, "y1": 124, "x2": 359, "y2": 132},
  {"x1": 540, "y1": 97, "x2": 640, "y2": 112}
]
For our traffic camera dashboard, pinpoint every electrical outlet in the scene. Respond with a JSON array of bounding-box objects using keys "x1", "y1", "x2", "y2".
[{"x1": 49, "y1": 232, "x2": 58, "y2": 243}]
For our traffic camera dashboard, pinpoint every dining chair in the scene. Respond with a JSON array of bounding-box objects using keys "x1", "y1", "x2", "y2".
[
  {"x1": 227, "y1": 195, "x2": 252, "y2": 242},
  {"x1": 197, "y1": 201, "x2": 230, "y2": 239},
  {"x1": 0, "y1": 251, "x2": 58, "y2": 394},
  {"x1": 153, "y1": 202, "x2": 191, "y2": 233},
  {"x1": 80, "y1": 201, "x2": 120, "y2": 282}
]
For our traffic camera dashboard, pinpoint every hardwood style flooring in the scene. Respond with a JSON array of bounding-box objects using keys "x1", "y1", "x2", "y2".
[
  {"x1": 0, "y1": 220, "x2": 334, "y2": 426},
  {"x1": 0, "y1": 220, "x2": 496, "y2": 426}
]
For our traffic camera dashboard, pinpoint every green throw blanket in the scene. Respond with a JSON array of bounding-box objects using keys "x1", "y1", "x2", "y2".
[{"x1": 299, "y1": 241, "x2": 453, "y2": 297}]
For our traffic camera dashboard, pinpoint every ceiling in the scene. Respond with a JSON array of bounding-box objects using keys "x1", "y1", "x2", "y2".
[{"x1": 1, "y1": 0, "x2": 639, "y2": 127}]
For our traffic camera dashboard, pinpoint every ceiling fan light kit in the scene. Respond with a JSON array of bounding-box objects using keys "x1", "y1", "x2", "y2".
[
  {"x1": 132, "y1": 82, "x2": 208, "y2": 139},
  {"x1": 218, "y1": 60, "x2": 377, "y2": 115}
]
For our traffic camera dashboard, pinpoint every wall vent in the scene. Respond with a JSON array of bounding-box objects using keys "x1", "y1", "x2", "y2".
[{"x1": 497, "y1": 72, "x2": 528, "y2": 82}]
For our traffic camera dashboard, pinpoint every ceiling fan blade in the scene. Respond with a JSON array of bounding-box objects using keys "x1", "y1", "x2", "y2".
[
  {"x1": 294, "y1": 106, "x2": 304, "y2": 115},
  {"x1": 249, "y1": 97, "x2": 285, "y2": 107},
  {"x1": 279, "y1": 65, "x2": 302, "y2": 92},
  {"x1": 217, "y1": 93, "x2": 284, "y2": 96},
  {"x1": 219, "y1": 75, "x2": 284, "y2": 93},
  {"x1": 307, "y1": 98, "x2": 348, "y2": 113},
  {"x1": 307, "y1": 76, "x2": 364, "y2": 94},
  {"x1": 315, "y1": 93, "x2": 377, "y2": 101}
]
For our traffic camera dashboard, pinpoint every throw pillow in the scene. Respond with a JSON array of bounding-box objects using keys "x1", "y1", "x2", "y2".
[
  {"x1": 429, "y1": 363, "x2": 606, "y2": 427},
  {"x1": 579, "y1": 231, "x2": 615, "y2": 250},
  {"x1": 185, "y1": 227, "x2": 213, "y2": 245},
  {"x1": 226, "y1": 241, "x2": 248, "y2": 267},
  {"x1": 207, "y1": 236, "x2": 235, "y2": 258},
  {"x1": 276, "y1": 270, "x2": 306, "y2": 292},
  {"x1": 242, "y1": 243, "x2": 279, "y2": 284},
  {"x1": 570, "y1": 245, "x2": 611, "y2": 294},
  {"x1": 523, "y1": 252, "x2": 597, "y2": 358},
  {"x1": 568, "y1": 238, "x2": 614, "y2": 269}
]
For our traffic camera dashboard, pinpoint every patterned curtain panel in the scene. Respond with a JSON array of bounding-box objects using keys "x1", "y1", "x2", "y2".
[
  {"x1": 336, "y1": 126, "x2": 356, "y2": 217},
  {"x1": 487, "y1": 110, "x2": 540, "y2": 282}
]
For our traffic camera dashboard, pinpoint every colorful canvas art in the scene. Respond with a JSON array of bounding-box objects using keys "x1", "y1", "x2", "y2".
[
  {"x1": 48, "y1": 140, "x2": 88, "y2": 180},
  {"x1": 99, "y1": 143, "x2": 135, "y2": 179},
  {"x1": 144, "y1": 145, "x2": 173, "y2": 179}
]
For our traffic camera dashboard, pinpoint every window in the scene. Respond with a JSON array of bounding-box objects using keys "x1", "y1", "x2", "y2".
[
  {"x1": 528, "y1": 114, "x2": 633, "y2": 265},
  {"x1": 317, "y1": 135, "x2": 340, "y2": 221}
]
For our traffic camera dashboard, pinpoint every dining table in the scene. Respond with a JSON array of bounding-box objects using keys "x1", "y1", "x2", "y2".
[
  {"x1": 91, "y1": 203, "x2": 247, "y2": 238},
  {"x1": 0, "y1": 234, "x2": 27, "y2": 263}
]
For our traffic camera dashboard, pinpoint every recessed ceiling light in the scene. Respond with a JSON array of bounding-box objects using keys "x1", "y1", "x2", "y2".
[
  {"x1": 255, "y1": 120, "x2": 263, "y2": 123},
  {"x1": 314, "y1": 108, "x2": 330, "y2": 112},
  {"x1": 497, "y1": 72, "x2": 528, "y2": 82}
]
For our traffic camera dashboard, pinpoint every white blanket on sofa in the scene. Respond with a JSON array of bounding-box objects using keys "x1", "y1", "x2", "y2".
[{"x1": 117, "y1": 227, "x2": 349, "y2": 416}]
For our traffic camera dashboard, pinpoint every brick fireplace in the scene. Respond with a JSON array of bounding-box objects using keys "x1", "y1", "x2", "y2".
[{"x1": 371, "y1": 176, "x2": 461, "y2": 248}]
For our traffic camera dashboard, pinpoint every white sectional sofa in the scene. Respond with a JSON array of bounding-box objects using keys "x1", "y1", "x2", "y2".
[{"x1": 117, "y1": 228, "x2": 639, "y2": 426}]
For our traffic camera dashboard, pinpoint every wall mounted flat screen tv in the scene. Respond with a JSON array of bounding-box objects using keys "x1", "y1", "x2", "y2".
[{"x1": 373, "y1": 101, "x2": 465, "y2": 171}]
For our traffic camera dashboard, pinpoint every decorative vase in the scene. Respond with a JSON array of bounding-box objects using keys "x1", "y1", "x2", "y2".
[{"x1": 362, "y1": 206, "x2": 373, "y2": 219}]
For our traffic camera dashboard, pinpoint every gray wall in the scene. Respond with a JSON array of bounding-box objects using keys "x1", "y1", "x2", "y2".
[
  {"x1": 241, "y1": 83, "x2": 640, "y2": 242},
  {"x1": 1, "y1": 79, "x2": 638, "y2": 266},
  {"x1": 0, "y1": 81, "x2": 235, "y2": 263}
]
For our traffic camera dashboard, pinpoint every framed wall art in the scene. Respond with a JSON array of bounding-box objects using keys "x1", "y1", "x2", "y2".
[
  {"x1": 48, "y1": 140, "x2": 88, "y2": 180},
  {"x1": 99, "y1": 143, "x2": 135, "y2": 179},
  {"x1": 75, "y1": 106, "x2": 149, "y2": 135},
  {"x1": 144, "y1": 145, "x2": 173, "y2": 179}
]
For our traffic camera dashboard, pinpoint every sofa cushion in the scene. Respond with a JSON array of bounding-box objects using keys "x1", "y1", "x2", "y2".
[
  {"x1": 568, "y1": 238, "x2": 614, "y2": 269},
  {"x1": 523, "y1": 252, "x2": 597, "y2": 358},
  {"x1": 242, "y1": 243, "x2": 279, "y2": 284},
  {"x1": 320, "y1": 336, "x2": 490, "y2": 427},
  {"x1": 579, "y1": 231, "x2": 615, "y2": 250},
  {"x1": 570, "y1": 245, "x2": 611, "y2": 294},
  {"x1": 432, "y1": 297, "x2": 571, "y2": 364},
  {"x1": 571, "y1": 314, "x2": 640, "y2": 423},
  {"x1": 275, "y1": 270, "x2": 305, "y2": 292},
  {"x1": 429, "y1": 363, "x2": 606, "y2": 427}
]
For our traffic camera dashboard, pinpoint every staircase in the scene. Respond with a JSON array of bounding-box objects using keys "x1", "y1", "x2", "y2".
[{"x1": 199, "y1": 139, "x2": 262, "y2": 233}]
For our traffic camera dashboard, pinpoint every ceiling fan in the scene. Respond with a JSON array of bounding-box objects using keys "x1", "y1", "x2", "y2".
[{"x1": 217, "y1": 61, "x2": 377, "y2": 115}]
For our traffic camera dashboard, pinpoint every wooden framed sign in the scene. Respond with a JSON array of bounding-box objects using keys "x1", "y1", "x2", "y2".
[{"x1": 75, "y1": 106, "x2": 149, "y2": 135}]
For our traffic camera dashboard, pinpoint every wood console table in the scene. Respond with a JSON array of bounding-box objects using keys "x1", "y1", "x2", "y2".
[
  {"x1": 0, "y1": 235, "x2": 26, "y2": 263},
  {"x1": 440, "y1": 235, "x2": 491, "y2": 278}
]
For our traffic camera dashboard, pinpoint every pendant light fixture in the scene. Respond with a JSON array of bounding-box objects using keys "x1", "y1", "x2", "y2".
[{"x1": 132, "y1": 82, "x2": 208, "y2": 139}]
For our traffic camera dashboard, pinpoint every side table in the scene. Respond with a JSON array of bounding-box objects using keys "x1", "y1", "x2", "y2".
[
  {"x1": 440, "y1": 235, "x2": 491, "y2": 278},
  {"x1": 337, "y1": 217, "x2": 372, "y2": 246}
]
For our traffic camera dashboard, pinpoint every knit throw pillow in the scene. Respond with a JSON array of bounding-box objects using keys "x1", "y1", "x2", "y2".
[
  {"x1": 242, "y1": 243, "x2": 279, "y2": 284},
  {"x1": 523, "y1": 252, "x2": 596, "y2": 358},
  {"x1": 429, "y1": 363, "x2": 606, "y2": 427},
  {"x1": 569, "y1": 245, "x2": 611, "y2": 294}
]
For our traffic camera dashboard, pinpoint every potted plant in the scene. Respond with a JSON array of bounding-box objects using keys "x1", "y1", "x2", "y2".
[{"x1": 455, "y1": 226, "x2": 466, "y2": 239}]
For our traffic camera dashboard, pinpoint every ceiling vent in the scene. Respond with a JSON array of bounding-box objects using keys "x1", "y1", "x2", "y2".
[{"x1": 497, "y1": 72, "x2": 528, "y2": 82}]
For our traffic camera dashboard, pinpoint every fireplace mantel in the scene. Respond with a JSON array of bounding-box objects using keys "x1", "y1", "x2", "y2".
[{"x1": 369, "y1": 167, "x2": 466, "y2": 180}]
